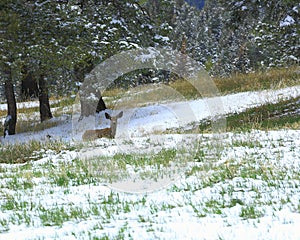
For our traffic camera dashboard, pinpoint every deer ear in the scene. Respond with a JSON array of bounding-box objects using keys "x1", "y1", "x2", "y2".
[
  {"x1": 105, "y1": 112, "x2": 111, "y2": 119},
  {"x1": 117, "y1": 111, "x2": 123, "y2": 118}
]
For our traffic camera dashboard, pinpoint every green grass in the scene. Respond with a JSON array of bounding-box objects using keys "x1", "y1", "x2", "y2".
[
  {"x1": 39, "y1": 205, "x2": 90, "y2": 227},
  {"x1": 0, "y1": 140, "x2": 70, "y2": 164},
  {"x1": 0, "y1": 131, "x2": 299, "y2": 237},
  {"x1": 240, "y1": 205, "x2": 265, "y2": 220},
  {"x1": 85, "y1": 148, "x2": 189, "y2": 183},
  {"x1": 113, "y1": 149, "x2": 177, "y2": 168},
  {"x1": 48, "y1": 159, "x2": 98, "y2": 187},
  {"x1": 195, "y1": 96, "x2": 300, "y2": 133},
  {"x1": 226, "y1": 96, "x2": 300, "y2": 132}
]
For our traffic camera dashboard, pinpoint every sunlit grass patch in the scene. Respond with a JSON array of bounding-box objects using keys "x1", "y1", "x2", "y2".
[
  {"x1": 16, "y1": 118, "x2": 61, "y2": 134},
  {"x1": 168, "y1": 66, "x2": 299, "y2": 99},
  {"x1": 100, "y1": 66, "x2": 299, "y2": 102},
  {"x1": 168, "y1": 79, "x2": 201, "y2": 99},
  {"x1": 47, "y1": 159, "x2": 98, "y2": 187},
  {"x1": 214, "y1": 66, "x2": 299, "y2": 94}
]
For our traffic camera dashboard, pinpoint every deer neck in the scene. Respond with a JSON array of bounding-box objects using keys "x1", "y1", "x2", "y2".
[{"x1": 110, "y1": 122, "x2": 117, "y2": 138}]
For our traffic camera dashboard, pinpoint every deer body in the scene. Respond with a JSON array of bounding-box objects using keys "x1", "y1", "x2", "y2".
[{"x1": 82, "y1": 111, "x2": 123, "y2": 141}]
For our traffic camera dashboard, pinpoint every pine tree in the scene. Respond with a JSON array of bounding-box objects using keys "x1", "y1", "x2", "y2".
[{"x1": 0, "y1": 0, "x2": 22, "y2": 135}]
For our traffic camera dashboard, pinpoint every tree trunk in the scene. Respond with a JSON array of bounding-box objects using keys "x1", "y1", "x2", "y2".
[
  {"x1": 74, "y1": 56, "x2": 105, "y2": 117},
  {"x1": 38, "y1": 74, "x2": 53, "y2": 122},
  {"x1": 79, "y1": 86, "x2": 107, "y2": 117},
  {"x1": 4, "y1": 66, "x2": 17, "y2": 136},
  {"x1": 79, "y1": 87, "x2": 101, "y2": 117}
]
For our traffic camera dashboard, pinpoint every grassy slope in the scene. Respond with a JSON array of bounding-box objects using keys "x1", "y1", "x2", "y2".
[
  {"x1": 0, "y1": 66, "x2": 299, "y2": 163},
  {"x1": 0, "y1": 67, "x2": 300, "y2": 239},
  {"x1": 169, "y1": 66, "x2": 300, "y2": 133}
]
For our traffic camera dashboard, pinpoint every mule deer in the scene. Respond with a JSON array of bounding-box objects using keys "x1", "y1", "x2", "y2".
[{"x1": 82, "y1": 111, "x2": 123, "y2": 141}]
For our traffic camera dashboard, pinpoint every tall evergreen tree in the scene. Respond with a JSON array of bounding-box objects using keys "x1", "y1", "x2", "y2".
[{"x1": 0, "y1": 1, "x2": 23, "y2": 135}]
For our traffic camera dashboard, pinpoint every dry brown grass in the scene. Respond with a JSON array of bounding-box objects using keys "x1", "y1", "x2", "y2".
[
  {"x1": 103, "y1": 66, "x2": 300, "y2": 100},
  {"x1": 168, "y1": 79, "x2": 201, "y2": 99},
  {"x1": 214, "y1": 66, "x2": 300, "y2": 95},
  {"x1": 170, "y1": 66, "x2": 299, "y2": 98},
  {"x1": 102, "y1": 88, "x2": 125, "y2": 99},
  {"x1": 16, "y1": 119, "x2": 61, "y2": 134}
]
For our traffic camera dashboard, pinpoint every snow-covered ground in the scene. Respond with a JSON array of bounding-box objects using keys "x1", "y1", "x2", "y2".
[
  {"x1": 1, "y1": 85, "x2": 300, "y2": 143},
  {"x1": 0, "y1": 86, "x2": 300, "y2": 239},
  {"x1": 0, "y1": 99, "x2": 62, "y2": 111}
]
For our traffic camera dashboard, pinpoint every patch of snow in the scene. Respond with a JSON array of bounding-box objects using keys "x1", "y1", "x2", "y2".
[
  {"x1": 110, "y1": 19, "x2": 123, "y2": 25},
  {"x1": 70, "y1": 5, "x2": 79, "y2": 11},
  {"x1": 280, "y1": 15, "x2": 295, "y2": 27},
  {"x1": 293, "y1": 6, "x2": 298, "y2": 13},
  {"x1": 0, "y1": 99, "x2": 60, "y2": 111},
  {"x1": 154, "y1": 35, "x2": 170, "y2": 42}
]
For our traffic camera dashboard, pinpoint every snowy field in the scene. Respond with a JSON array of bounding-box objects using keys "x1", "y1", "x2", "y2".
[{"x1": 0, "y1": 86, "x2": 300, "y2": 239}]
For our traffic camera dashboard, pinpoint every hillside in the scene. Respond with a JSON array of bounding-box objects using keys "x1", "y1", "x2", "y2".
[{"x1": 0, "y1": 84, "x2": 300, "y2": 239}]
